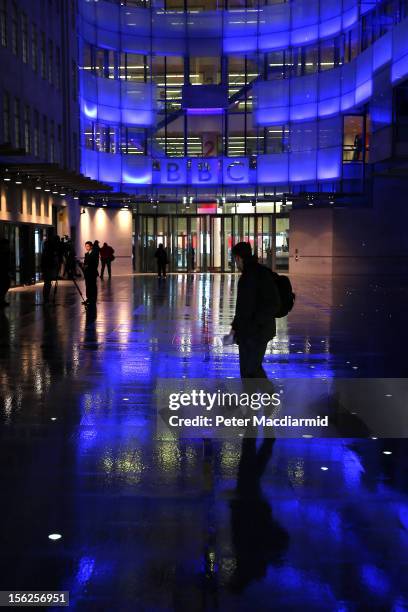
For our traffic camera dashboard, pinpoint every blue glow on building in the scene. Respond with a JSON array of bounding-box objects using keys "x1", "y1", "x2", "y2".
[{"x1": 78, "y1": 0, "x2": 408, "y2": 192}]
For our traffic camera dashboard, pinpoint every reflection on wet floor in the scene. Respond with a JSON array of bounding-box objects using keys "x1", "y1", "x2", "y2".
[{"x1": 0, "y1": 274, "x2": 408, "y2": 611}]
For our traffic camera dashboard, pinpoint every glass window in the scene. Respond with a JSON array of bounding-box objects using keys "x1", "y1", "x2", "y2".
[
  {"x1": 95, "y1": 48, "x2": 105, "y2": 78},
  {"x1": 83, "y1": 121, "x2": 95, "y2": 150},
  {"x1": 100, "y1": 124, "x2": 117, "y2": 153},
  {"x1": 152, "y1": 56, "x2": 165, "y2": 108},
  {"x1": 23, "y1": 105, "x2": 30, "y2": 153},
  {"x1": 164, "y1": 116, "x2": 184, "y2": 157},
  {"x1": 227, "y1": 113, "x2": 245, "y2": 157},
  {"x1": 122, "y1": 53, "x2": 146, "y2": 82},
  {"x1": 40, "y1": 32, "x2": 46, "y2": 78},
  {"x1": 2, "y1": 92, "x2": 10, "y2": 143},
  {"x1": 21, "y1": 13, "x2": 28, "y2": 63},
  {"x1": 0, "y1": 0, "x2": 7, "y2": 48},
  {"x1": 56, "y1": 46, "x2": 61, "y2": 89},
  {"x1": 166, "y1": 56, "x2": 184, "y2": 112},
  {"x1": 187, "y1": 114, "x2": 223, "y2": 156},
  {"x1": 343, "y1": 115, "x2": 364, "y2": 162},
  {"x1": 31, "y1": 24, "x2": 38, "y2": 72},
  {"x1": 11, "y1": 2, "x2": 18, "y2": 55},
  {"x1": 42, "y1": 116, "x2": 48, "y2": 160},
  {"x1": 345, "y1": 26, "x2": 359, "y2": 62},
  {"x1": 57, "y1": 124, "x2": 62, "y2": 163},
  {"x1": 265, "y1": 126, "x2": 288, "y2": 153},
  {"x1": 83, "y1": 43, "x2": 94, "y2": 73},
  {"x1": 267, "y1": 51, "x2": 286, "y2": 80},
  {"x1": 228, "y1": 56, "x2": 245, "y2": 98},
  {"x1": 120, "y1": 126, "x2": 146, "y2": 155},
  {"x1": 34, "y1": 110, "x2": 40, "y2": 157},
  {"x1": 190, "y1": 57, "x2": 221, "y2": 85},
  {"x1": 14, "y1": 98, "x2": 20, "y2": 148},
  {"x1": 50, "y1": 120, "x2": 55, "y2": 162},
  {"x1": 304, "y1": 45, "x2": 318, "y2": 75},
  {"x1": 48, "y1": 40, "x2": 53, "y2": 84},
  {"x1": 164, "y1": 0, "x2": 184, "y2": 10},
  {"x1": 320, "y1": 40, "x2": 335, "y2": 71}
]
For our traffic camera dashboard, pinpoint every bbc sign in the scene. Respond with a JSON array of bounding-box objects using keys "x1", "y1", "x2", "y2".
[{"x1": 157, "y1": 158, "x2": 253, "y2": 185}]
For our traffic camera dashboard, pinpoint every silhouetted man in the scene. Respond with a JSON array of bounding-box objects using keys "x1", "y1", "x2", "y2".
[
  {"x1": 83, "y1": 241, "x2": 98, "y2": 305},
  {"x1": 100, "y1": 242, "x2": 115, "y2": 280},
  {"x1": 41, "y1": 238, "x2": 58, "y2": 304},
  {"x1": 154, "y1": 244, "x2": 168, "y2": 278},
  {"x1": 230, "y1": 242, "x2": 280, "y2": 381}
]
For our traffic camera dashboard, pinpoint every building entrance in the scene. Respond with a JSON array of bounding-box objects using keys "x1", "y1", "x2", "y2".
[{"x1": 135, "y1": 214, "x2": 289, "y2": 273}]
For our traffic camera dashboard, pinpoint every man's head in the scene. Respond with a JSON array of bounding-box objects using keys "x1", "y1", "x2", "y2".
[
  {"x1": 231, "y1": 242, "x2": 252, "y2": 272},
  {"x1": 85, "y1": 241, "x2": 93, "y2": 253},
  {"x1": 103, "y1": 242, "x2": 108, "y2": 247}
]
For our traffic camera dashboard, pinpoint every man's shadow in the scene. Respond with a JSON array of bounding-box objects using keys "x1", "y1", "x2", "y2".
[{"x1": 229, "y1": 437, "x2": 289, "y2": 593}]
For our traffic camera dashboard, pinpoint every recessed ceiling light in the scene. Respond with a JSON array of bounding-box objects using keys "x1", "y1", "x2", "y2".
[
  {"x1": 321, "y1": 466, "x2": 329, "y2": 471},
  {"x1": 48, "y1": 533, "x2": 62, "y2": 541}
]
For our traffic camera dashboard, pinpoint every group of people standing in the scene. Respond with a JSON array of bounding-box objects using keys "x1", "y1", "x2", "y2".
[
  {"x1": 40, "y1": 237, "x2": 115, "y2": 306},
  {"x1": 82, "y1": 240, "x2": 115, "y2": 306}
]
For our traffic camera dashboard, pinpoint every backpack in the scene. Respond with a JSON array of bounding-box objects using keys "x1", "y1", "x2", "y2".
[{"x1": 272, "y1": 272, "x2": 295, "y2": 318}]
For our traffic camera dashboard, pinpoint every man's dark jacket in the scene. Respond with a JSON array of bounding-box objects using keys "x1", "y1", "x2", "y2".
[
  {"x1": 83, "y1": 251, "x2": 99, "y2": 278},
  {"x1": 232, "y1": 257, "x2": 281, "y2": 343}
]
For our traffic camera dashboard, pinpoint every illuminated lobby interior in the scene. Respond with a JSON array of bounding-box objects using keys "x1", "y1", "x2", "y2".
[{"x1": 1, "y1": 0, "x2": 408, "y2": 610}]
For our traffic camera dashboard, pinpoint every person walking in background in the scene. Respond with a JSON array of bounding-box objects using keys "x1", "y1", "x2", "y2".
[
  {"x1": 93, "y1": 240, "x2": 101, "y2": 258},
  {"x1": 154, "y1": 244, "x2": 168, "y2": 279},
  {"x1": 100, "y1": 242, "x2": 115, "y2": 280},
  {"x1": 92, "y1": 240, "x2": 101, "y2": 275},
  {"x1": 229, "y1": 242, "x2": 281, "y2": 381},
  {"x1": 83, "y1": 241, "x2": 99, "y2": 305},
  {"x1": 0, "y1": 238, "x2": 11, "y2": 307},
  {"x1": 41, "y1": 238, "x2": 59, "y2": 304}
]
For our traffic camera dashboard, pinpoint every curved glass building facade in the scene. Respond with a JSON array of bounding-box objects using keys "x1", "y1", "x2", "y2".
[
  {"x1": 79, "y1": 0, "x2": 408, "y2": 194},
  {"x1": 77, "y1": 0, "x2": 408, "y2": 272}
]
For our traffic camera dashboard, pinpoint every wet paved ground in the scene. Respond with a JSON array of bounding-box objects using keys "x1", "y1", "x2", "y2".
[{"x1": 0, "y1": 273, "x2": 408, "y2": 611}]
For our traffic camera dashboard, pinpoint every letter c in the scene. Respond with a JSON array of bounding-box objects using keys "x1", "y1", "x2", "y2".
[{"x1": 227, "y1": 162, "x2": 245, "y2": 182}]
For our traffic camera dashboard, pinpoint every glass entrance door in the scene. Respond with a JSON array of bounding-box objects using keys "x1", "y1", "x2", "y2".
[
  {"x1": 136, "y1": 212, "x2": 289, "y2": 273},
  {"x1": 172, "y1": 216, "x2": 188, "y2": 271},
  {"x1": 209, "y1": 216, "x2": 234, "y2": 271}
]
